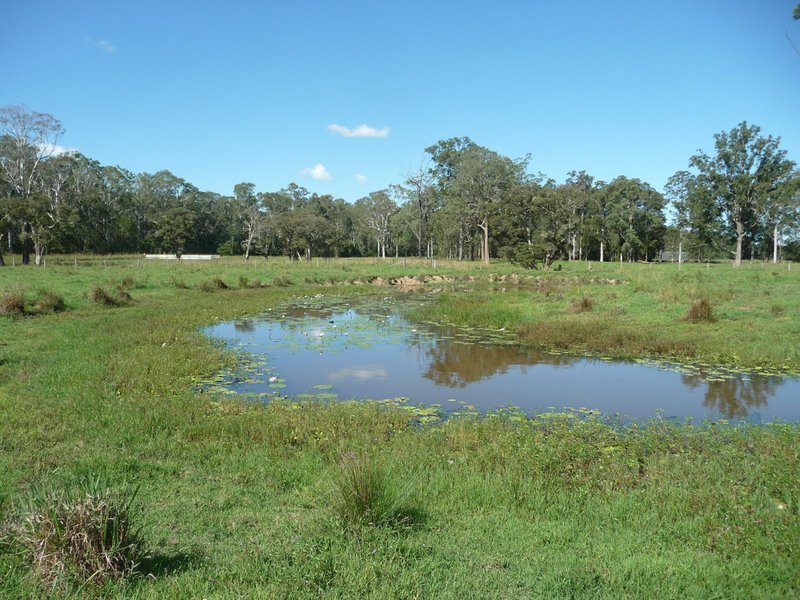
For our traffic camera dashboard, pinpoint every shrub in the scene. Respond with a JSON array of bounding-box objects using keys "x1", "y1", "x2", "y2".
[
  {"x1": 2, "y1": 477, "x2": 144, "y2": 587},
  {"x1": 332, "y1": 453, "x2": 413, "y2": 530},
  {"x1": 685, "y1": 298, "x2": 715, "y2": 323},
  {"x1": 34, "y1": 290, "x2": 66, "y2": 313},
  {"x1": 0, "y1": 292, "x2": 26, "y2": 317},
  {"x1": 272, "y1": 275, "x2": 291, "y2": 287}
]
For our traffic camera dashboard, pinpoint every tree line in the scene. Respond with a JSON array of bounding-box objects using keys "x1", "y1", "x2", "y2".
[{"x1": 1, "y1": 105, "x2": 798, "y2": 267}]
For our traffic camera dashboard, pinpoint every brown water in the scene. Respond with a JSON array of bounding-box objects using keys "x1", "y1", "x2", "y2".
[{"x1": 202, "y1": 293, "x2": 800, "y2": 422}]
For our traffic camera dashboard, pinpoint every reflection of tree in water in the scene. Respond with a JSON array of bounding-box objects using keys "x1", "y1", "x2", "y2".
[
  {"x1": 234, "y1": 319, "x2": 256, "y2": 332},
  {"x1": 680, "y1": 373, "x2": 782, "y2": 419},
  {"x1": 420, "y1": 337, "x2": 575, "y2": 387}
]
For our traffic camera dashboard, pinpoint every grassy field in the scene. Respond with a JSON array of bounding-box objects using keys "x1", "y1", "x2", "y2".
[{"x1": 0, "y1": 256, "x2": 798, "y2": 598}]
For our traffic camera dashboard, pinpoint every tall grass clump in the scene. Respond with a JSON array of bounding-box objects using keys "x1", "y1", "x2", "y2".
[
  {"x1": 568, "y1": 295, "x2": 594, "y2": 313},
  {"x1": 685, "y1": 298, "x2": 715, "y2": 323},
  {"x1": 34, "y1": 290, "x2": 66, "y2": 313},
  {"x1": 199, "y1": 277, "x2": 229, "y2": 292},
  {"x1": 332, "y1": 453, "x2": 413, "y2": 530},
  {"x1": 2, "y1": 477, "x2": 144, "y2": 587},
  {"x1": 272, "y1": 275, "x2": 292, "y2": 287},
  {"x1": 0, "y1": 292, "x2": 26, "y2": 317},
  {"x1": 89, "y1": 285, "x2": 131, "y2": 306}
]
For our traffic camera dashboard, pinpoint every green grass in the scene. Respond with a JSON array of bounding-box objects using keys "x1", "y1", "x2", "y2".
[{"x1": 0, "y1": 256, "x2": 798, "y2": 597}]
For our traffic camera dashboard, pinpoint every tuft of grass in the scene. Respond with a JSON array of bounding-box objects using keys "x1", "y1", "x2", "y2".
[
  {"x1": 769, "y1": 304, "x2": 785, "y2": 317},
  {"x1": 116, "y1": 276, "x2": 137, "y2": 290},
  {"x1": 238, "y1": 276, "x2": 249, "y2": 289},
  {"x1": 332, "y1": 453, "x2": 414, "y2": 530},
  {"x1": 89, "y1": 285, "x2": 117, "y2": 306},
  {"x1": 89, "y1": 286, "x2": 132, "y2": 307},
  {"x1": 3, "y1": 477, "x2": 144, "y2": 588},
  {"x1": 199, "y1": 277, "x2": 229, "y2": 292},
  {"x1": 685, "y1": 298, "x2": 715, "y2": 323},
  {"x1": 0, "y1": 292, "x2": 26, "y2": 317},
  {"x1": 272, "y1": 275, "x2": 292, "y2": 287},
  {"x1": 33, "y1": 290, "x2": 66, "y2": 313},
  {"x1": 568, "y1": 295, "x2": 594, "y2": 313},
  {"x1": 170, "y1": 277, "x2": 189, "y2": 289}
]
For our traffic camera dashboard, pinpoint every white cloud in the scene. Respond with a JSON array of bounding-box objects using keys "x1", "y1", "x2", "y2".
[
  {"x1": 38, "y1": 143, "x2": 78, "y2": 157},
  {"x1": 302, "y1": 163, "x2": 332, "y2": 181},
  {"x1": 327, "y1": 123, "x2": 390, "y2": 138},
  {"x1": 85, "y1": 38, "x2": 116, "y2": 53},
  {"x1": 354, "y1": 174, "x2": 367, "y2": 184}
]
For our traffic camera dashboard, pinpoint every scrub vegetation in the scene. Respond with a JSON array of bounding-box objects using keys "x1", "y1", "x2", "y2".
[{"x1": 0, "y1": 257, "x2": 798, "y2": 598}]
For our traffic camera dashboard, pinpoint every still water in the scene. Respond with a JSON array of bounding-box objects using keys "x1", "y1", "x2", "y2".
[{"x1": 202, "y1": 293, "x2": 800, "y2": 422}]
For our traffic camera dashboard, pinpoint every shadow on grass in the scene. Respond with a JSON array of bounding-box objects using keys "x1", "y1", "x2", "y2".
[{"x1": 137, "y1": 550, "x2": 199, "y2": 578}]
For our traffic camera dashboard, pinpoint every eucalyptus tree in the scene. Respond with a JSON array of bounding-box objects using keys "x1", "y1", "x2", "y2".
[
  {"x1": 0, "y1": 105, "x2": 65, "y2": 264},
  {"x1": 563, "y1": 170, "x2": 596, "y2": 261},
  {"x1": 761, "y1": 171, "x2": 800, "y2": 262},
  {"x1": 603, "y1": 176, "x2": 666, "y2": 262},
  {"x1": 355, "y1": 190, "x2": 397, "y2": 258},
  {"x1": 426, "y1": 137, "x2": 525, "y2": 264},
  {"x1": 681, "y1": 122, "x2": 796, "y2": 266}
]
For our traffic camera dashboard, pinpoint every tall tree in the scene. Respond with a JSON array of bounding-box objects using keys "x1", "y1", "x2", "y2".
[
  {"x1": 684, "y1": 122, "x2": 796, "y2": 266},
  {"x1": 0, "y1": 105, "x2": 65, "y2": 264}
]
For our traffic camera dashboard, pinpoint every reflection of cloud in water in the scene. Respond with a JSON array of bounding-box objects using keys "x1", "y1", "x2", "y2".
[{"x1": 329, "y1": 366, "x2": 388, "y2": 382}]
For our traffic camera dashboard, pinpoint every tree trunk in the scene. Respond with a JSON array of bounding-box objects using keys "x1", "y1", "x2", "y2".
[
  {"x1": 773, "y1": 223, "x2": 779, "y2": 264},
  {"x1": 478, "y1": 217, "x2": 490, "y2": 265},
  {"x1": 21, "y1": 221, "x2": 32, "y2": 265},
  {"x1": 734, "y1": 219, "x2": 744, "y2": 267},
  {"x1": 599, "y1": 241, "x2": 604, "y2": 263},
  {"x1": 34, "y1": 242, "x2": 47, "y2": 266},
  {"x1": 0, "y1": 234, "x2": 5, "y2": 267}
]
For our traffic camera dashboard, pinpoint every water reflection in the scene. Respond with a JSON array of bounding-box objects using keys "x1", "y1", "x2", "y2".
[
  {"x1": 419, "y1": 333, "x2": 576, "y2": 387},
  {"x1": 680, "y1": 372, "x2": 780, "y2": 420},
  {"x1": 203, "y1": 295, "x2": 800, "y2": 422}
]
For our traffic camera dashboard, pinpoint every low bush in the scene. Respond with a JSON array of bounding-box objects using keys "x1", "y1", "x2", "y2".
[
  {"x1": 2, "y1": 477, "x2": 144, "y2": 587},
  {"x1": 272, "y1": 275, "x2": 292, "y2": 287}
]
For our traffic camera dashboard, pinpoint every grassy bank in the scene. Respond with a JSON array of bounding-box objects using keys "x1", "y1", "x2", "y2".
[{"x1": 0, "y1": 257, "x2": 798, "y2": 598}]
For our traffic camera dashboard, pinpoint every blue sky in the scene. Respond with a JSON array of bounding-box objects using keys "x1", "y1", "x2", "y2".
[{"x1": 2, "y1": 0, "x2": 799, "y2": 201}]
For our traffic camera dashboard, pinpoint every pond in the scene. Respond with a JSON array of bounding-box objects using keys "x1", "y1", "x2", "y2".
[{"x1": 201, "y1": 293, "x2": 800, "y2": 423}]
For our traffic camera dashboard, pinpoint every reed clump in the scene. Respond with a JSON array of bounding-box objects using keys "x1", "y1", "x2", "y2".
[
  {"x1": 332, "y1": 453, "x2": 414, "y2": 530},
  {"x1": 0, "y1": 292, "x2": 26, "y2": 317},
  {"x1": 199, "y1": 277, "x2": 229, "y2": 292},
  {"x1": 34, "y1": 290, "x2": 66, "y2": 313},
  {"x1": 685, "y1": 298, "x2": 715, "y2": 323},
  {"x1": 568, "y1": 295, "x2": 594, "y2": 313},
  {"x1": 2, "y1": 477, "x2": 144, "y2": 587}
]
